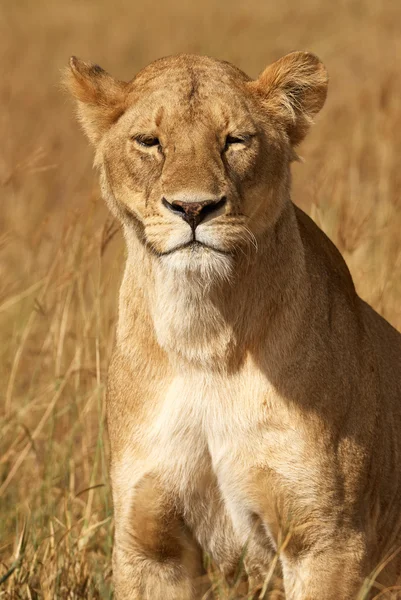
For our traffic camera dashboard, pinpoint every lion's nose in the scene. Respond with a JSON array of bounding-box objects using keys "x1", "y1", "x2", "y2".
[{"x1": 162, "y1": 197, "x2": 226, "y2": 230}]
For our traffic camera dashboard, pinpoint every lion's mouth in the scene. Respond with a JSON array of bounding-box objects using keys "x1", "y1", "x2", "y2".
[{"x1": 157, "y1": 240, "x2": 231, "y2": 257}]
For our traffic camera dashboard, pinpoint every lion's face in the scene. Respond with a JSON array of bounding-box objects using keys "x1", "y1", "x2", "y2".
[
  {"x1": 66, "y1": 53, "x2": 327, "y2": 274},
  {"x1": 101, "y1": 58, "x2": 289, "y2": 271}
]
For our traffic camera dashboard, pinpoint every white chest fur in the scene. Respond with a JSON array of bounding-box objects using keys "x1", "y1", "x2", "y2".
[
  {"x1": 147, "y1": 367, "x2": 265, "y2": 547},
  {"x1": 145, "y1": 362, "x2": 325, "y2": 553},
  {"x1": 149, "y1": 366, "x2": 267, "y2": 471}
]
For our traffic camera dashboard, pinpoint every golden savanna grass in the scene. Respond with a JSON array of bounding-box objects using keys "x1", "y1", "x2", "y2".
[{"x1": 1, "y1": 0, "x2": 400, "y2": 597}]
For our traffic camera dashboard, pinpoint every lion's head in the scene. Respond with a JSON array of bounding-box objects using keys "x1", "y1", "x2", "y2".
[{"x1": 66, "y1": 52, "x2": 327, "y2": 277}]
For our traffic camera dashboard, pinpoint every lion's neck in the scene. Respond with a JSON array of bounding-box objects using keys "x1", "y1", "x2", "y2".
[
  {"x1": 119, "y1": 205, "x2": 308, "y2": 371},
  {"x1": 149, "y1": 260, "x2": 238, "y2": 368}
]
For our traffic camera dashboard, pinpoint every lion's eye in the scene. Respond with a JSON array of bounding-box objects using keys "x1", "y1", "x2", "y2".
[
  {"x1": 227, "y1": 135, "x2": 244, "y2": 145},
  {"x1": 134, "y1": 135, "x2": 160, "y2": 148},
  {"x1": 224, "y1": 135, "x2": 247, "y2": 150}
]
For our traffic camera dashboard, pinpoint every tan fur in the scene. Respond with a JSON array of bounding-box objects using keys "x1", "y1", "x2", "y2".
[{"x1": 66, "y1": 52, "x2": 401, "y2": 599}]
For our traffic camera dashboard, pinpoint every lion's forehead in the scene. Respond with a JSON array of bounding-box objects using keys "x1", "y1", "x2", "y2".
[
  {"x1": 131, "y1": 53, "x2": 250, "y2": 90},
  {"x1": 125, "y1": 55, "x2": 252, "y2": 118},
  {"x1": 124, "y1": 78, "x2": 255, "y2": 135}
]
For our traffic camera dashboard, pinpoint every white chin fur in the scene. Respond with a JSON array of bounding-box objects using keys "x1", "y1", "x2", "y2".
[
  {"x1": 159, "y1": 245, "x2": 234, "y2": 282},
  {"x1": 152, "y1": 246, "x2": 235, "y2": 365}
]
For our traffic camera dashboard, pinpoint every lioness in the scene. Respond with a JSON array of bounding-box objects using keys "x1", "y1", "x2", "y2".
[{"x1": 66, "y1": 52, "x2": 401, "y2": 599}]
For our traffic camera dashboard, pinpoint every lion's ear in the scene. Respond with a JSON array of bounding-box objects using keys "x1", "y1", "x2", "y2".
[
  {"x1": 63, "y1": 57, "x2": 128, "y2": 145},
  {"x1": 250, "y1": 51, "x2": 328, "y2": 146}
]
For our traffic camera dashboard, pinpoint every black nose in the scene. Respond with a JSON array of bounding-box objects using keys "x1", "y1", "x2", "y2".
[{"x1": 162, "y1": 197, "x2": 226, "y2": 230}]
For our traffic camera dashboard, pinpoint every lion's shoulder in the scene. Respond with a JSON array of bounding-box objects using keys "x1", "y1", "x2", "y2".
[{"x1": 294, "y1": 204, "x2": 356, "y2": 297}]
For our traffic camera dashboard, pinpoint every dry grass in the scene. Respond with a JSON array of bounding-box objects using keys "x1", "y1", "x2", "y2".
[{"x1": 0, "y1": 0, "x2": 400, "y2": 597}]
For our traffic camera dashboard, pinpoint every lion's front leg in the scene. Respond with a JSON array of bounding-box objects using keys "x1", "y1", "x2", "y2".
[
  {"x1": 281, "y1": 535, "x2": 368, "y2": 600},
  {"x1": 112, "y1": 470, "x2": 205, "y2": 600}
]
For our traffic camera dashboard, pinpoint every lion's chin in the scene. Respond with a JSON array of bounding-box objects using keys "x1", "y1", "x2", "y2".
[{"x1": 159, "y1": 242, "x2": 234, "y2": 281}]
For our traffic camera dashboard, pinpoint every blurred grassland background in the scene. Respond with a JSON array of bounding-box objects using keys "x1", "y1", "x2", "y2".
[{"x1": 0, "y1": 0, "x2": 400, "y2": 597}]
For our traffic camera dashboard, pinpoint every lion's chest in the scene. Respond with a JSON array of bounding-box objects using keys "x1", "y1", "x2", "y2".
[
  {"x1": 149, "y1": 370, "x2": 267, "y2": 479},
  {"x1": 147, "y1": 368, "x2": 322, "y2": 556}
]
